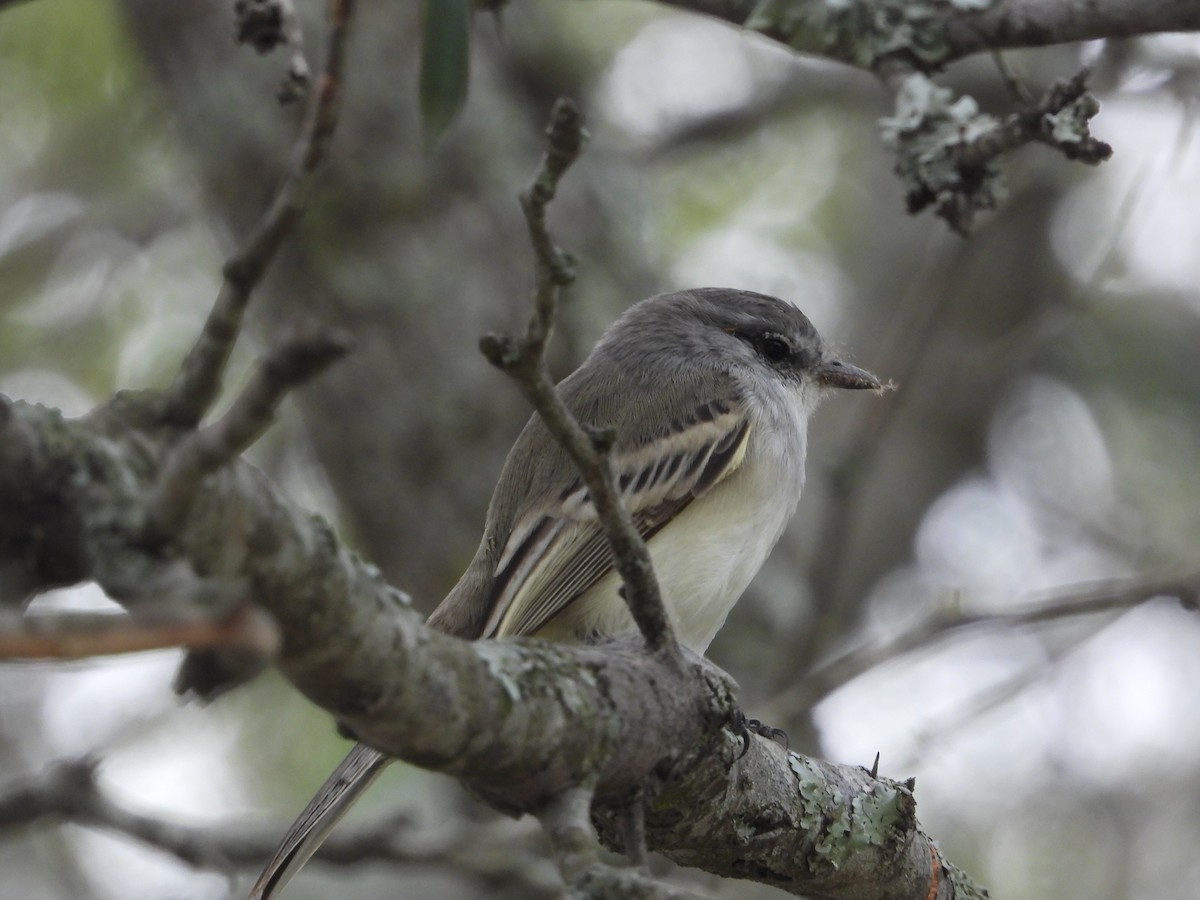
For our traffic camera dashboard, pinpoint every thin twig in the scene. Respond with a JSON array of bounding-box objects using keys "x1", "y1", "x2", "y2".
[
  {"x1": 479, "y1": 98, "x2": 681, "y2": 663},
  {"x1": 146, "y1": 327, "x2": 352, "y2": 541},
  {"x1": 162, "y1": 0, "x2": 357, "y2": 427},
  {"x1": 764, "y1": 571, "x2": 1200, "y2": 719},
  {"x1": 901, "y1": 642, "x2": 1072, "y2": 771}
]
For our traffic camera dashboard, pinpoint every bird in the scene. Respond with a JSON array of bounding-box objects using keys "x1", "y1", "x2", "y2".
[{"x1": 248, "y1": 287, "x2": 881, "y2": 898}]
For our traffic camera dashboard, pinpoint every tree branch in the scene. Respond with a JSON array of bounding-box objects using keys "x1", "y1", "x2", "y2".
[
  {"x1": 0, "y1": 396, "x2": 986, "y2": 897},
  {"x1": 637, "y1": 0, "x2": 1200, "y2": 230},
  {"x1": 788, "y1": 235, "x2": 965, "y2": 686},
  {"x1": 0, "y1": 757, "x2": 561, "y2": 896},
  {"x1": 878, "y1": 64, "x2": 1111, "y2": 234},
  {"x1": 671, "y1": 0, "x2": 1200, "y2": 71},
  {"x1": 0, "y1": 757, "x2": 234, "y2": 871},
  {"x1": 766, "y1": 572, "x2": 1200, "y2": 719},
  {"x1": 146, "y1": 327, "x2": 352, "y2": 542}
]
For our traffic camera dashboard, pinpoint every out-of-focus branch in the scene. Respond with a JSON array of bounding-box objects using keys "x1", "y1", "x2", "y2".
[
  {"x1": 0, "y1": 758, "x2": 560, "y2": 896},
  {"x1": 0, "y1": 605, "x2": 277, "y2": 660},
  {"x1": 537, "y1": 786, "x2": 601, "y2": 880},
  {"x1": 765, "y1": 572, "x2": 1200, "y2": 719},
  {"x1": 0, "y1": 757, "x2": 232, "y2": 870},
  {"x1": 162, "y1": 0, "x2": 356, "y2": 428},
  {"x1": 479, "y1": 98, "x2": 681, "y2": 663}
]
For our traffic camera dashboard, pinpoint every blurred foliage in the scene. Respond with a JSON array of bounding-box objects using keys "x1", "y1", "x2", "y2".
[
  {"x1": 3, "y1": 1, "x2": 1200, "y2": 899},
  {"x1": 420, "y1": 0, "x2": 472, "y2": 145}
]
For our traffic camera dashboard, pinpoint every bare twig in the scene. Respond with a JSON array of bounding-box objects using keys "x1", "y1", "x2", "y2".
[
  {"x1": 479, "y1": 98, "x2": 681, "y2": 663},
  {"x1": 896, "y1": 575, "x2": 1200, "y2": 760},
  {"x1": 765, "y1": 572, "x2": 1200, "y2": 719},
  {"x1": 900, "y1": 642, "x2": 1074, "y2": 770},
  {"x1": 162, "y1": 0, "x2": 356, "y2": 428},
  {"x1": 146, "y1": 328, "x2": 352, "y2": 541}
]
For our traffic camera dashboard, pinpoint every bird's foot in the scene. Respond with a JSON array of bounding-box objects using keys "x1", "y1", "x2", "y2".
[{"x1": 732, "y1": 709, "x2": 789, "y2": 759}]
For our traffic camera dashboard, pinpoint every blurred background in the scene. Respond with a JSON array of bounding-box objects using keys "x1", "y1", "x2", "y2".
[{"x1": 2, "y1": 0, "x2": 1200, "y2": 897}]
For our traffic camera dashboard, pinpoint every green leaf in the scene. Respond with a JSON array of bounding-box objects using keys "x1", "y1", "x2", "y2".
[{"x1": 420, "y1": 0, "x2": 471, "y2": 147}]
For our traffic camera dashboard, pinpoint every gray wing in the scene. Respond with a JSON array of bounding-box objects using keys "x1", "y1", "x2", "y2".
[{"x1": 481, "y1": 393, "x2": 752, "y2": 639}]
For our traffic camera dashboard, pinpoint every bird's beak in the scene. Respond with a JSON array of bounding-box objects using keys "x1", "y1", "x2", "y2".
[{"x1": 816, "y1": 357, "x2": 882, "y2": 391}]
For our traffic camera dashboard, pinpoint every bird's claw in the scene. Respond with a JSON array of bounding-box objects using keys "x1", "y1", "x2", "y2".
[{"x1": 732, "y1": 709, "x2": 789, "y2": 759}]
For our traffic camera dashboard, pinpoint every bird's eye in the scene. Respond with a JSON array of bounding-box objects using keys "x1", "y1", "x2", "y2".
[{"x1": 758, "y1": 334, "x2": 791, "y2": 363}]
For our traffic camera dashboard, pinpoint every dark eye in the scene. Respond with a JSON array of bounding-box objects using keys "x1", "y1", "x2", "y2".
[{"x1": 758, "y1": 334, "x2": 791, "y2": 363}]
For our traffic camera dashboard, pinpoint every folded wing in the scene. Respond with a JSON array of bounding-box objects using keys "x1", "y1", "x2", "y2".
[{"x1": 482, "y1": 396, "x2": 752, "y2": 638}]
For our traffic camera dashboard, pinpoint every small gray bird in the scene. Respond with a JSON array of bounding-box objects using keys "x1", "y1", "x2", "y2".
[{"x1": 249, "y1": 288, "x2": 880, "y2": 898}]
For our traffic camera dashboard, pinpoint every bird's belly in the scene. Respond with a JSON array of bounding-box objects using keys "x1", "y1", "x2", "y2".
[{"x1": 534, "y1": 460, "x2": 800, "y2": 654}]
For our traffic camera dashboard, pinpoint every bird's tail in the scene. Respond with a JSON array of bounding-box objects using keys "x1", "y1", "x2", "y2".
[{"x1": 248, "y1": 742, "x2": 391, "y2": 899}]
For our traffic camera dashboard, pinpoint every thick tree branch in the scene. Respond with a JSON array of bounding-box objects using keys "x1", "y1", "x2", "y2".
[
  {"x1": 0, "y1": 397, "x2": 984, "y2": 897},
  {"x1": 666, "y1": 0, "x2": 1200, "y2": 71}
]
